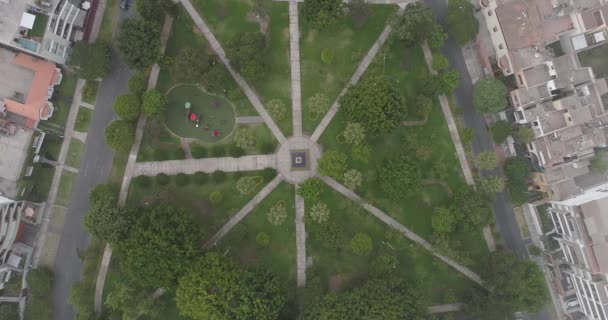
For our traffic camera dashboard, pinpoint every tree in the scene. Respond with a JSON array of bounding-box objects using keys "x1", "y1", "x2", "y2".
[
  {"x1": 451, "y1": 185, "x2": 491, "y2": 230},
  {"x1": 142, "y1": 89, "x2": 166, "y2": 116},
  {"x1": 209, "y1": 191, "x2": 222, "y2": 204},
  {"x1": 343, "y1": 169, "x2": 363, "y2": 190},
  {"x1": 256, "y1": 232, "x2": 270, "y2": 247},
  {"x1": 431, "y1": 207, "x2": 459, "y2": 234},
  {"x1": 236, "y1": 176, "x2": 259, "y2": 195},
  {"x1": 176, "y1": 253, "x2": 286, "y2": 320},
  {"x1": 351, "y1": 232, "x2": 373, "y2": 256},
  {"x1": 117, "y1": 19, "x2": 161, "y2": 70},
  {"x1": 504, "y1": 157, "x2": 530, "y2": 182},
  {"x1": 428, "y1": 24, "x2": 447, "y2": 50},
  {"x1": 135, "y1": 0, "x2": 177, "y2": 21},
  {"x1": 113, "y1": 93, "x2": 141, "y2": 121},
  {"x1": 343, "y1": 122, "x2": 366, "y2": 145},
  {"x1": 106, "y1": 282, "x2": 164, "y2": 319},
  {"x1": 301, "y1": 277, "x2": 427, "y2": 320},
  {"x1": 84, "y1": 205, "x2": 132, "y2": 243},
  {"x1": 590, "y1": 151, "x2": 608, "y2": 173},
  {"x1": 432, "y1": 54, "x2": 449, "y2": 71},
  {"x1": 233, "y1": 127, "x2": 256, "y2": 148},
  {"x1": 481, "y1": 176, "x2": 506, "y2": 193},
  {"x1": 175, "y1": 173, "x2": 190, "y2": 186},
  {"x1": 226, "y1": 32, "x2": 266, "y2": 81},
  {"x1": 193, "y1": 171, "x2": 209, "y2": 184},
  {"x1": 318, "y1": 150, "x2": 347, "y2": 179},
  {"x1": 267, "y1": 201, "x2": 287, "y2": 226},
  {"x1": 307, "y1": 93, "x2": 331, "y2": 118},
  {"x1": 392, "y1": 3, "x2": 437, "y2": 46},
  {"x1": 156, "y1": 173, "x2": 170, "y2": 185},
  {"x1": 377, "y1": 154, "x2": 421, "y2": 200},
  {"x1": 297, "y1": 178, "x2": 322, "y2": 201},
  {"x1": 310, "y1": 221, "x2": 346, "y2": 249},
  {"x1": 515, "y1": 126, "x2": 535, "y2": 144},
  {"x1": 105, "y1": 120, "x2": 135, "y2": 152},
  {"x1": 191, "y1": 144, "x2": 207, "y2": 159},
  {"x1": 447, "y1": 0, "x2": 479, "y2": 45},
  {"x1": 475, "y1": 152, "x2": 498, "y2": 170},
  {"x1": 266, "y1": 99, "x2": 286, "y2": 121},
  {"x1": 69, "y1": 41, "x2": 111, "y2": 80},
  {"x1": 88, "y1": 183, "x2": 117, "y2": 208},
  {"x1": 490, "y1": 120, "x2": 512, "y2": 144},
  {"x1": 415, "y1": 95, "x2": 433, "y2": 119},
  {"x1": 128, "y1": 72, "x2": 148, "y2": 98},
  {"x1": 347, "y1": 0, "x2": 371, "y2": 28},
  {"x1": 117, "y1": 205, "x2": 202, "y2": 289},
  {"x1": 310, "y1": 201, "x2": 330, "y2": 224},
  {"x1": 303, "y1": 0, "x2": 343, "y2": 28},
  {"x1": 174, "y1": 48, "x2": 226, "y2": 93},
  {"x1": 439, "y1": 70, "x2": 459, "y2": 93},
  {"x1": 370, "y1": 252, "x2": 398, "y2": 276},
  {"x1": 340, "y1": 76, "x2": 405, "y2": 134},
  {"x1": 463, "y1": 287, "x2": 513, "y2": 320},
  {"x1": 473, "y1": 78, "x2": 507, "y2": 113}
]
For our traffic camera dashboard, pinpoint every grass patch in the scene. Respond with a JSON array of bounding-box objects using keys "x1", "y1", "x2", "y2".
[
  {"x1": 66, "y1": 139, "x2": 85, "y2": 168},
  {"x1": 578, "y1": 42, "x2": 608, "y2": 77},
  {"x1": 56, "y1": 171, "x2": 77, "y2": 207},
  {"x1": 50, "y1": 71, "x2": 78, "y2": 128},
  {"x1": 30, "y1": 13, "x2": 49, "y2": 37},
  {"x1": 74, "y1": 107, "x2": 92, "y2": 132},
  {"x1": 98, "y1": 0, "x2": 119, "y2": 42},
  {"x1": 136, "y1": 117, "x2": 185, "y2": 162},
  {"x1": 82, "y1": 81, "x2": 99, "y2": 105},
  {"x1": 127, "y1": 170, "x2": 276, "y2": 241},
  {"x1": 24, "y1": 268, "x2": 53, "y2": 319},
  {"x1": 21, "y1": 165, "x2": 55, "y2": 203},
  {"x1": 300, "y1": 5, "x2": 396, "y2": 134},
  {"x1": 109, "y1": 151, "x2": 129, "y2": 186}
]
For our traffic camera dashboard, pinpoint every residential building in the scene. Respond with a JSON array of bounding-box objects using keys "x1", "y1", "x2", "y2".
[
  {"x1": 538, "y1": 188, "x2": 608, "y2": 320},
  {"x1": 0, "y1": 0, "x2": 91, "y2": 64}
]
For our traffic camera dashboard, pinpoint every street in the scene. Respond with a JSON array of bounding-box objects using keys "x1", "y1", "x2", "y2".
[{"x1": 422, "y1": 0, "x2": 553, "y2": 319}]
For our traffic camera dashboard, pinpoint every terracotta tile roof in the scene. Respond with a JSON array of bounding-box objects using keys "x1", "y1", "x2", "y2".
[{"x1": 2, "y1": 53, "x2": 57, "y2": 122}]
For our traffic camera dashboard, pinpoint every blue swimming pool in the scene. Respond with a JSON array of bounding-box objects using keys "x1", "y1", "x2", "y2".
[{"x1": 15, "y1": 38, "x2": 39, "y2": 52}]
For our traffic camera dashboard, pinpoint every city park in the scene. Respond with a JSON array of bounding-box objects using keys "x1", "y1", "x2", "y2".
[{"x1": 74, "y1": 0, "x2": 549, "y2": 319}]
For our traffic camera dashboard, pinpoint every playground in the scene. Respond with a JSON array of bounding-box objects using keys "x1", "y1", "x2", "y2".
[{"x1": 165, "y1": 84, "x2": 236, "y2": 143}]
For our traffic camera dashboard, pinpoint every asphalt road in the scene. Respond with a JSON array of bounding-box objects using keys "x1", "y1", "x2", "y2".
[{"x1": 422, "y1": 1, "x2": 553, "y2": 319}]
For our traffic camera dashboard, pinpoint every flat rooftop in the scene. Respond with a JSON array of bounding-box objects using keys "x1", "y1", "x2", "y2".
[
  {"x1": 0, "y1": 127, "x2": 32, "y2": 196},
  {"x1": 0, "y1": 49, "x2": 34, "y2": 103}
]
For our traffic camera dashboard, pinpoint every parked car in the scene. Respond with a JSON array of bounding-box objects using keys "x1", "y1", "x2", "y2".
[{"x1": 120, "y1": 0, "x2": 130, "y2": 10}]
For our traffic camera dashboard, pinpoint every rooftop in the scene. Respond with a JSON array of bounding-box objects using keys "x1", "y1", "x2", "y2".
[
  {"x1": 579, "y1": 197, "x2": 608, "y2": 273},
  {"x1": 0, "y1": 126, "x2": 32, "y2": 198}
]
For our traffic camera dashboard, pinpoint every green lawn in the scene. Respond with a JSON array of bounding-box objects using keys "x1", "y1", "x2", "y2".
[
  {"x1": 300, "y1": 5, "x2": 396, "y2": 134},
  {"x1": 82, "y1": 81, "x2": 99, "y2": 105},
  {"x1": 30, "y1": 13, "x2": 49, "y2": 37},
  {"x1": 306, "y1": 183, "x2": 477, "y2": 303},
  {"x1": 66, "y1": 139, "x2": 85, "y2": 168},
  {"x1": 21, "y1": 165, "x2": 55, "y2": 203},
  {"x1": 137, "y1": 117, "x2": 186, "y2": 162},
  {"x1": 578, "y1": 42, "x2": 608, "y2": 77},
  {"x1": 74, "y1": 107, "x2": 92, "y2": 132},
  {"x1": 109, "y1": 151, "x2": 129, "y2": 186},
  {"x1": 127, "y1": 170, "x2": 276, "y2": 242},
  {"x1": 165, "y1": 84, "x2": 236, "y2": 142},
  {"x1": 56, "y1": 171, "x2": 77, "y2": 207},
  {"x1": 318, "y1": 43, "x2": 488, "y2": 272},
  {"x1": 50, "y1": 71, "x2": 78, "y2": 128},
  {"x1": 190, "y1": 0, "x2": 292, "y2": 136}
]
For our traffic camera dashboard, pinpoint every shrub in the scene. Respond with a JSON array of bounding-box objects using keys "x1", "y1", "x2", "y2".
[
  {"x1": 134, "y1": 175, "x2": 151, "y2": 187},
  {"x1": 309, "y1": 202, "x2": 330, "y2": 224},
  {"x1": 142, "y1": 89, "x2": 166, "y2": 116},
  {"x1": 105, "y1": 120, "x2": 135, "y2": 152},
  {"x1": 481, "y1": 176, "x2": 506, "y2": 193},
  {"x1": 128, "y1": 72, "x2": 148, "y2": 97},
  {"x1": 370, "y1": 252, "x2": 398, "y2": 276},
  {"x1": 155, "y1": 173, "x2": 170, "y2": 186},
  {"x1": 83, "y1": 81, "x2": 99, "y2": 103},
  {"x1": 229, "y1": 145, "x2": 245, "y2": 157},
  {"x1": 212, "y1": 171, "x2": 226, "y2": 183},
  {"x1": 175, "y1": 173, "x2": 190, "y2": 186},
  {"x1": 209, "y1": 191, "x2": 222, "y2": 204},
  {"x1": 211, "y1": 145, "x2": 226, "y2": 157},
  {"x1": 432, "y1": 54, "x2": 449, "y2": 71},
  {"x1": 351, "y1": 232, "x2": 373, "y2": 256},
  {"x1": 236, "y1": 176, "x2": 260, "y2": 195},
  {"x1": 266, "y1": 99, "x2": 286, "y2": 121},
  {"x1": 321, "y1": 49, "x2": 334, "y2": 64},
  {"x1": 311, "y1": 221, "x2": 346, "y2": 249},
  {"x1": 297, "y1": 178, "x2": 322, "y2": 201},
  {"x1": 191, "y1": 144, "x2": 207, "y2": 159},
  {"x1": 377, "y1": 154, "x2": 421, "y2": 200},
  {"x1": 490, "y1": 120, "x2": 512, "y2": 144},
  {"x1": 174, "y1": 147, "x2": 185, "y2": 159},
  {"x1": 267, "y1": 201, "x2": 287, "y2": 226},
  {"x1": 475, "y1": 152, "x2": 498, "y2": 170},
  {"x1": 473, "y1": 78, "x2": 507, "y2": 113},
  {"x1": 193, "y1": 172, "x2": 209, "y2": 184},
  {"x1": 318, "y1": 150, "x2": 347, "y2": 179},
  {"x1": 256, "y1": 232, "x2": 270, "y2": 247},
  {"x1": 153, "y1": 148, "x2": 169, "y2": 161},
  {"x1": 113, "y1": 93, "x2": 141, "y2": 121}
]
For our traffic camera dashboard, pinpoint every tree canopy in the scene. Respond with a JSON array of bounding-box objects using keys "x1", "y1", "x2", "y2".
[
  {"x1": 117, "y1": 19, "x2": 161, "y2": 70},
  {"x1": 226, "y1": 32, "x2": 266, "y2": 81},
  {"x1": 318, "y1": 150, "x2": 348, "y2": 179},
  {"x1": 176, "y1": 253, "x2": 286, "y2": 320},
  {"x1": 117, "y1": 205, "x2": 202, "y2": 289},
  {"x1": 297, "y1": 178, "x2": 322, "y2": 201},
  {"x1": 490, "y1": 120, "x2": 512, "y2": 144},
  {"x1": 84, "y1": 205, "x2": 132, "y2": 244},
  {"x1": 377, "y1": 154, "x2": 421, "y2": 200},
  {"x1": 451, "y1": 185, "x2": 492, "y2": 230},
  {"x1": 481, "y1": 176, "x2": 506, "y2": 193},
  {"x1": 392, "y1": 3, "x2": 438, "y2": 46},
  {"x1": 302, "y1": 0, "x2": 343, "y2": 28},
  {"x1": 135, "y1": 0, "x2": 177, "y2": 22},
  {"x1": 431, "y1": 207, "x2": 460, "y2": 234},
  {"x1": 105, "y1": 120, "x2": 135, "y2": 152},
  {"x1": 301, "y1": 278, "x2": 427, "y2": 320},
  {"x1": 475, "y1": 152, "x2": 498, "y2": 170},
  {"x1": 515, "y1": 126, "x2": 535, "y2": 144},
  {"x1": 128, "y1": 72, "x2": 148, "y2": 98},
  {"x1": 447, "y1": 0, "x2": 479, "y2": 45},
  {"x1": 69, "y1": 42, "x2": 111, "y2": 80},
  {"x1": 174, "y1": 48, "x2": 226, "y2": 93},
  {"x1": 340, "y1": 76, "x2": 405, "y2": 135},
  {"x1": 473, "y1": 79, "x2": 507, "y2": 113},
  {"x1": 142, "y1": 89, "x2": 166, "y2": 116},
  {"x1": 113, "y1": 94, "x2": 141, "y2": 121}
]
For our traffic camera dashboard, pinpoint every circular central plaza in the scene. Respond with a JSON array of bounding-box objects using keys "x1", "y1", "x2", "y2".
[{"x1": 276, "y1": 136, "x2": 322, "y2": 184}]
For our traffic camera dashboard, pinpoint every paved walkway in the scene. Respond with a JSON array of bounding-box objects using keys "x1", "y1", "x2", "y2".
[
  {"x1": 320, "y1": 176, "x2": 484, "y2": 287},
  {"x1": 289, "y1": 1, "x2": 303, "y2": 137},
  {"x1": 180, "y1": 0, "x2": 287, "y2": 144},
  {"x1": 428, "y1": 303, "x2": 463, "y2": 314},
  {"x1": 235, "y1": 116, "x2": 265, "y2": 124},
  {"x1": 204, "y1": 176, "x2": 283, "y2": 249},
  {"x1": 310, "y1": 13, "x2": 398, "y2": 142},
  {"x1": 134, "y1": 154, "x2": 277, "y2": 176},
  {"x1": 180, "y1": 138, "x2": 193, "y2": 159},
  {"x1": 80, "y1": 102, "x2": 95, "y2": 110},
  {"x1": 295, "y1": 193, "x2": 306, "y2": 287},
  {"x1": 95, "y1": 15, "x2": 174, "y2": 315},
  {"x1": 421, "y1": 42, "x2": 496, "y2": 252},
  {"x1": 71, "y1": 131, "x2": 87, "y2": 142}
]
